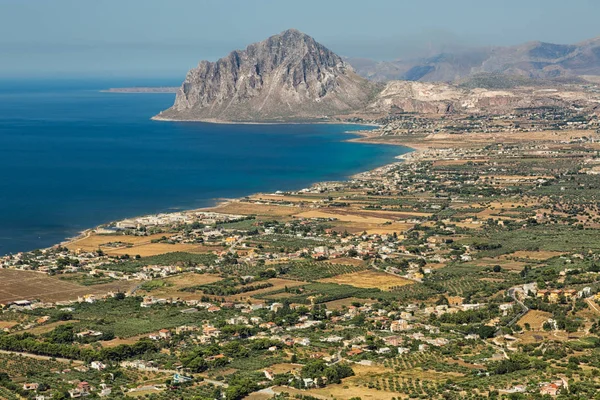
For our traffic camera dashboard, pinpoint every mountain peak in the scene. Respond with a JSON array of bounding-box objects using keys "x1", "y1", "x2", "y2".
[{"x1": 156, "y1": 30, "x2": 375, "y2": 122}]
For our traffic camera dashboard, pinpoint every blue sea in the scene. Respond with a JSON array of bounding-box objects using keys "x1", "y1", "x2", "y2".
[{"x1": 0, "y1": 78, "x2": 410, "y2": 255}]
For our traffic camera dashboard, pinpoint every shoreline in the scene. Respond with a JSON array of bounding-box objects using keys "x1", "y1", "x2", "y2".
[
  {"x1": 55, "y1": 129, "x2": 419, "y2": 252},
  {"x1": 151, "y1": 114, "x2": 381, "y2": 128}
]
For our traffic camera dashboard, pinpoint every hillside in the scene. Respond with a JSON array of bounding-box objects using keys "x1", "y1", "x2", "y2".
[
  {"x1": 156, "y1": 29, "x2": 378, "y2": 122},
  {"x1": 349, "y1": 36, "x2": 600, "y2": 83}
]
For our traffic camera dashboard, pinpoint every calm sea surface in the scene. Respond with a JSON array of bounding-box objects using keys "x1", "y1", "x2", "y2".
[{"x1": 0, "y1": 78, "x2": 410, "y2": 254}]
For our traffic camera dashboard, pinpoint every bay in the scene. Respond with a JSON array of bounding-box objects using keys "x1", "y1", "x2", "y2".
[{"x1": 0, "y1": 78, "x2": 410, "y2": 254}]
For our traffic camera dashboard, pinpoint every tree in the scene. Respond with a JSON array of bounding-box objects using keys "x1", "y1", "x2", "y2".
[{"x1": 478, "y1": 325, "x2": 496, "y2": 339}]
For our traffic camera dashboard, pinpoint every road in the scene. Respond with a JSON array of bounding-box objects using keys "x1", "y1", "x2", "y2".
[
  {"x1": 586, "y1": 297, "x2": 600, "y2": 315},
  {"x1": 228, "y1": 236, "x2": 246, "y2": 252},
  {"x1": 370, "y1": 262, "x2": 422, "y2": 284},
  {"x1": 492, "y1": 286, "x2": 529, "y2": 342},
  {"x1": 0, "y1": 349, "x2": 228, "y2": 387},
  {"x1": 490, "y1": 338, "x2": 510, "y2": 358},
  {"x1": 0, "y1": 349, "x2": 83, "y2": 364},
  {"x1": 506, "y1": 287, "x2": 529, "y2": 327}
]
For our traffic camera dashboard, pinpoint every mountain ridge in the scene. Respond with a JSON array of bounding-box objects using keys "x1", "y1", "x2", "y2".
[
  {"x1": 157, "y1": 30, "x2": 600, "y2": 122},
  {"x1": 347, "y1": 35, "x2": 600, "y2": 83},
  {"x1": 156, "y1": 29, "x2": 378, "y2": 122}
]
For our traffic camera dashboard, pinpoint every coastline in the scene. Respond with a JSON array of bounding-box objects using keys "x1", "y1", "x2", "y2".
[
  {"x1": 57, "y1": 128, "x2": 419, "y2": 252},
  {"x1": 151, "y1": 114, "x2": 381, "y2": 128}
]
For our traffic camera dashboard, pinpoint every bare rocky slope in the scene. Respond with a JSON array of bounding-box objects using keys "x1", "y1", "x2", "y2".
[
  {"x1": 365, "y1": 80, "x2": 600, "y2": 115},
  {"x1": 156, "y1": 29, "x2": 378, "y2": 122}
]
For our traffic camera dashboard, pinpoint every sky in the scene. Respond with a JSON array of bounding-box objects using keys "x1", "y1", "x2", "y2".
[{"x1": 1, "y1": 0, "x2": 599, "y2": 78}]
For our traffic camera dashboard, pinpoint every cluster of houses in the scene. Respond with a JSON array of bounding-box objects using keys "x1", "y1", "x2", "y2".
[
  {"x1": 23, "y1": 379, "x2": 111, "y2": 398},
  {"x1": 109, "y1": 211, "x2": 246, "y2": 231}
]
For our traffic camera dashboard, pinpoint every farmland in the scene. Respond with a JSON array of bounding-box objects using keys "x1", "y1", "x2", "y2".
[
  {"x1": 3, "y1": 118, "x2": 600, "y2": 398},
  {"x1": 319, "y1": 270, "x2": 413, "y2": 290},
  {"x1": 518, "y1": 310, "x2": 553, "y2": 331},
  {"x1": 0, "y1": 269, "x2": 134, "y2": 303}
]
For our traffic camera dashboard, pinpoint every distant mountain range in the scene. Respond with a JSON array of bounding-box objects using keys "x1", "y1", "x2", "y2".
[
  {"x1": 347, "y1": 36, "x2": 600, "y2": 83},
  {"x1": 157, "y1": 30, "x2": 600, "y2": 122}
]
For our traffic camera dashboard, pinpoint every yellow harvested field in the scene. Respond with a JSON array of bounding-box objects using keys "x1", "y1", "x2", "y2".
[
  {"x1": 474, "y1": 258, "x2": 528, "y2": 272},
  {"x1": 250, "y1": 194, "x2": 325, "y2": 203},
  {"x1": 518, "y1": 310, "x2": 552, "y2": 330},
  {"x1": 0, "y1": 321, "x2": 19, "y2": 329},
  {"x1": 165, "y1": 273, "x2": 223, "y2": 286},
  {"x1": 324, "y1": 297, "x2": 366, "y2": 310},
  {"x1": 208, "y1": 201, "x2": 299, "y2": 217},
  {"x1": 482, "y1": 175, "x2": 554, "y2": 181},
  {"x1": 320, "y1": 270, "x2": 413, "y2": 290},
  {"x1": 349, "y1": 209, "x2": 431, "y2": 218},
  {"x1": 297, "y1": 208, "x2": 429, "y2": 222},
  {"x1": 269, "y1": 363, "x2": 302, "y2": 374},
  {"x1": 66, "y1": 233, "x2": 219, "y2": 257},
  {"x1": 99, "y1": 334, "x2": 148, "y2": 347},
  {"x1": 0, "y1": 269, "x2": 134, "y2": 303},
  {"x1": 66, "y1": 233, "x2": 166, "y2": 251},
  {"x1": 295, "y1": 210, "x2": 391, "y2": 224},
  {"x1": 295, "y1": 209, "x2": 416, "y2": 235},
  {"x1": 503, "y1": 251, "x2": 564, "y2": 261},
  {"x1": 454, "y1": 221, "x2": 484, "y2": 230},
  {"x1": 108, "y1": 243, "x2": 216, "y2": 257},
  {"x1": 433, "y1": 158, "x2": 488, "y2": 166},
  {"x1": 245, "y1": 393, "x2": 272, "y2": 400},
  {"x1": 242, "y1": 278, "x2": 304, "y2": 296},
  {"x1": 327, "y1": 257, "x2": 365, "y2": 266},
  {"x1": 139, "y1": 273, "x2": 222, "y2": 299},
  {"x1": 519, "y1": 329, "x2": 585, "y2": 344},
  {"x1": 16, "y1": 320, "x2": 79, "y2": 336},
  {"x1": 290, "y1": 363, "x2": 461, "y2": 400},
  {"x1": 365, "y1": 226, "x2": 410, "y2": 235}
]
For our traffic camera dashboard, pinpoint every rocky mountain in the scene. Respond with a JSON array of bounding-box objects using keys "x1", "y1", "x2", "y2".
[
  {"x1": 365, "y1": 80, "x2": 600, "y2": 116},
  {"x1": 156, "y1": 29, "x2": 378, "y2": 122},
  {"x1": 349, "y1": 36, "x2": 600, "y2": 83}
]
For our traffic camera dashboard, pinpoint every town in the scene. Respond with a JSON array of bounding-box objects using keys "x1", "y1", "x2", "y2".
[{"x1": 3, "y1": 113, "x2": 600, "y2": 399}]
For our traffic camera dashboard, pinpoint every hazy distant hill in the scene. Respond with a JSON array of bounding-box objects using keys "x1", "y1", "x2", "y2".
[
  {"x1": 348, "y1": 36, "x2": 600, "y2": 83},
  {"x1": 156, "y1": 29, "x2": 378, "y2": 122}
]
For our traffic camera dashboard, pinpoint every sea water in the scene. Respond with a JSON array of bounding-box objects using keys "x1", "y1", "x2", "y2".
[{"x1": 0, "y1": 78, "x2": 410, "y2": 254}]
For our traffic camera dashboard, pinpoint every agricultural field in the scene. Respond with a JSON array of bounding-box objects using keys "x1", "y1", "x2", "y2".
[
  {"x1": 66, "y1": 233, "x2": 168, "y2": 252},
  {"x1": 0, "y1": 269, "x2": 133, "y2": 303},
  {"x1": 69, "y1": 297, "x2": 220, "y2": 338},
  {"x1": 67, "y1": 232, "x2": 222, "y2": 257},
  {"x1": 280, "y1": 261, "x2": 367, "y2": 281},
  {"x1": 471, "y1": 257, "x2": 528, "y2": 272},
  {"x1": 108, "y1": 242, "x2": 215, "y2": 257},
  {"x1": 319, "y1": 270, "x2": 413, "y2": 290},
  {"x1": 15, "y1": 320, "x2": 79, "y2": 336},
  {"x1": 502, "y1": 250, "x2": 564, "y2": 261},
  {"x1": 518, "y1": 310, "x2": 553, "y2": 331},
  {"x1": 0, "y1": 321, "x2": 18, "y2": 330},
  {"x1": 210, "y1": 201, "x2": 300, "y2": 217},
  {"x1": 101, "y1": 252, "x2": 217, "y2": 273},
  {"x1": 323, "y1": 297, "x2": 366, "y2": 310},
  {"x1": 294, "y1": 209, "x2": 416, "y2": 234},
  {"x1": 137, "y1": 272, "x2": 223, "y2": 299}
]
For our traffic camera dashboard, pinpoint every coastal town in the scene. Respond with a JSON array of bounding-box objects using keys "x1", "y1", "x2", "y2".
[{"x1": 2, "y1": 108, "x2": 600, "y2": 399}]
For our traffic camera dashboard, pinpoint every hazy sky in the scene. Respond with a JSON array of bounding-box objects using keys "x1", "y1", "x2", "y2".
[{"x1": 1, "y1": 0, "x2": 599, "y2": 77}]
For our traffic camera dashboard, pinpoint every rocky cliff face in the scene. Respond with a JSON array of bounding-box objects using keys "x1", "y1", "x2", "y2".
[
  {"x1": 365, "y1": 80, "x2": 600, "y2": 115},
  {"x1": 156, "y1": 29, "x2": 377, "y2": 122}
]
